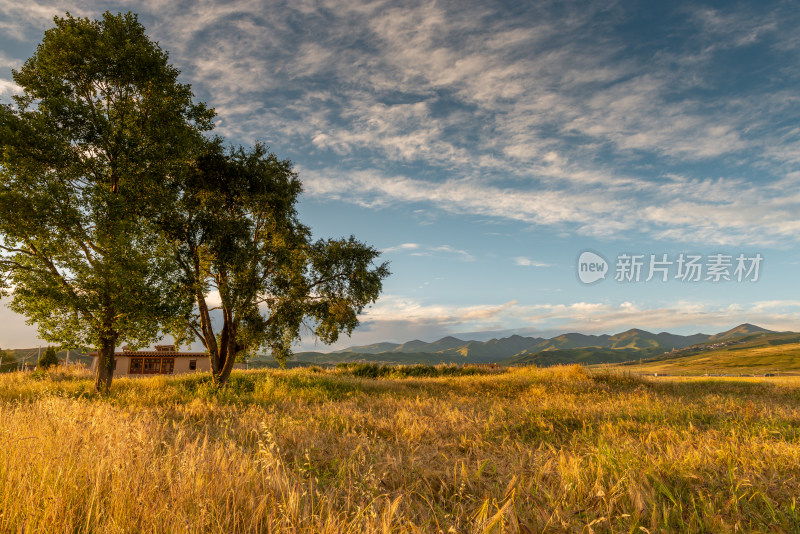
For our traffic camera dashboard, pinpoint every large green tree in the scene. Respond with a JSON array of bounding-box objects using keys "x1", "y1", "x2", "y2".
[
  {"x1": 169, "y1": 140, "x2": 389, "y2": 386},
  {"x1": 0, "y1": 12, "x2": 213, "y2": 392}
]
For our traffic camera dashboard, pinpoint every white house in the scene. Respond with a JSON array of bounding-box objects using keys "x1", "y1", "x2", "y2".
[{"x1": 89, "y1": 344, "x2": 211, "y2": 377}]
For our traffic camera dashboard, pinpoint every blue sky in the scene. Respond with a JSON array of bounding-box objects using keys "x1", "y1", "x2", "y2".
[{"x1": 2, "y1": 0, "x2": 800, "y2": 350}]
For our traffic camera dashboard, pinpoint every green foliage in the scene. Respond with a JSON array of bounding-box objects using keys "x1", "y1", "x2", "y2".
[
  {"x1": 169, "y1": 140, "x2": 390, "y2": 385},
  {"x1": 29, "y1": 370, "x2": 47, "y2": 380},
  {"x1": 0, "y1": 348, "x2": 16, "y2": 373},
  {"x1": 333, "y1": 362, "x2": 486, "y2": 378},
  {"x1": 0, "y1": 12, "x2": 213, "y2": 391},
  {"x1": 506, "y1": 347, "x2": 652, "y2": 367},
  {"x1": 37, "y1": 346, "x2": 59, "y2": 369}
]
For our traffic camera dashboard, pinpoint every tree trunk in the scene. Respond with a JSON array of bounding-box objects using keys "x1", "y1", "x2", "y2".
[
  {"x1": 94, "y1": 335, "x2": 116, "y2": 394},
  {"x1": 219, "y1": 336, "x2": 241, "y2": 386},
  {"x1": 211, "y1": 321, "x2": 240, "y2": 387},
  {"x1": 192, "y1": 249, "x2": 221, "y2": 379}
]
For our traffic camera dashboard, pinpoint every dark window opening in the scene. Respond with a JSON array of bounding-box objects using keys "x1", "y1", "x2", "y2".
[
  {"x1": 142, "y1": 358, "x2": 160, "y2": 374},
  {"x1": 189, "y1": 360, "x2": 197, "y2": 371},
  {"x1": 129, "y1": 357, "x2": 175, "y2": 375},
  {"x1": 160, "y1": 358, "x2": 174, "y2": 374}
]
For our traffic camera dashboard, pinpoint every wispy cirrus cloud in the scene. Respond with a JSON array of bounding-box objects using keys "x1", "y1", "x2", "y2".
[
  {"x1": 4, "y1": 0, "x2": 799, "y2": 245},
  {"x1": 302, "y1": 168, "x2": 800, "y2": 246},
  {"x1": 381, "y1": 243, "x2": 420, "y2": 254},
  {"x1": 383, "y1": 242, "x2": 475, "y2": 262},
  {"x1": 136, "y1": 0, "x2": 800, "y2": 246}
]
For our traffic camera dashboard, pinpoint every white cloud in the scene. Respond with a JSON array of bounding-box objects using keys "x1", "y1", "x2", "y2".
[
  {"x1": 302, "y1": 167, "x2": 800, "y2": 246},
  {"x1": 515, "y1": 257, "x2": 550, "y2": 267},
  {"x1": 387, "y1": 298, "x2": 799, "y2": 336},
  {"x1": 381, "y1": 243, "x2": 420, "y2": 254},
  {"x1": 0, "y1": 1, "x2": 98, "y2": 42},
  {"x1": 0, "y1": 51, "x2": 23, "y2": 70},
  {"x1": 383, "y1": 243, "x2": 475, "y2": 261},
  {"x1": 0, "y1": 78, "x2": 21, "y2": 97}
]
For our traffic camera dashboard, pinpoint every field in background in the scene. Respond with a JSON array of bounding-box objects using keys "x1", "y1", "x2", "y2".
[
  {"x1": 614, "y1": 337, "x2": 800, "y2": 377},
  {"x1": 2, "y1": 365, "x2": 800, "y2": 532}
]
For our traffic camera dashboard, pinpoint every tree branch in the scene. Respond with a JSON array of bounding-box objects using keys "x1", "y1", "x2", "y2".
[{"x1": 25, "y1": 240, "x2": 95, "y2": 321}]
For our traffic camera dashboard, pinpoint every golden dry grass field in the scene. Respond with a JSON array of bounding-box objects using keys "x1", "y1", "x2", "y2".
[{"x1": 1, "y1": 364, "x2": 800, "y2": 533}]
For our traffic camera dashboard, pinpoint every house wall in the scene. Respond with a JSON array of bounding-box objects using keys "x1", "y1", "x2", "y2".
[
  {"x1": 90, "y1": 354, "x2": 212, "y2": 377},
  {"x1": 174, "y1": 356, "x2": 211, "y2": 374},
  {"x1": 115, "y1": 355, "x2": 131, "y2": 377}
]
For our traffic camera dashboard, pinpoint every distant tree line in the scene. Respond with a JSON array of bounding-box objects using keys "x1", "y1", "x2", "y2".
[{"x1": 0, "y1": 348, "x2": 16, "y2": 372}]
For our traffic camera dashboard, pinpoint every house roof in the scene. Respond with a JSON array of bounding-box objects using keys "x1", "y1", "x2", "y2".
[
  {"x1": 122, "y1": 350, "x2": 208, "y2": 357},
  {"x1": 88, "y1": 349, "x2": 208, "y2": 357}
]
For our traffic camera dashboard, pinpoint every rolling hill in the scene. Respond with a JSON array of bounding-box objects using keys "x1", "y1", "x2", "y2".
[
  {"x1": 333, "y1": 342, "x2": 401, "y2": 354},
  {"x1": 615, "y1": 331, "x2": 800, "y2": 375},
  {"x1": 441, "y1": 335, "x2": 547, "y2": 361},
  {"x1": 708, "y1": 323, "x2": 774, "y2": 341},
  {"x1": 530, "y1": 332, "x2": 610, "y2": 351},
  {"x1": 504, "y1": 347, "x2": 649, "y2": 367}
]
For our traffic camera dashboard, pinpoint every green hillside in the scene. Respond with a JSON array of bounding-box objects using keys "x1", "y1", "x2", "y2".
[
  {"x1": 408, "y1": 336, "x2": 467, "y2": 352},
  {"x1": 505, "y1": 347, "x2": 651, "y2": 367},
  {"x1": 531, "y1": 332, "x2": 610, "y2": 351},
  {"x1": 440, "y1": 335, "x2": 545, "y2": 362},
  {"x1": 333, "y1": 342, "x2": 401, "y2": 354},
  {"x1": 708, "y1": 323, "x2": 774, "y2": 341},
  {"x1": 616, "y1": 332, "x2": 800, "y2": 375}
]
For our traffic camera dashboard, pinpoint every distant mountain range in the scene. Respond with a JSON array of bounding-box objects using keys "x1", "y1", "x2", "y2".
[{"x1": 291, "y1": 323, "x2": 778, "y2": 366}]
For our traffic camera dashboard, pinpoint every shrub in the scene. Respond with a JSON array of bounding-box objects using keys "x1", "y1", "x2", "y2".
[{"x1": 37, "y1": 347, "x2": 59, "y2": 370}]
